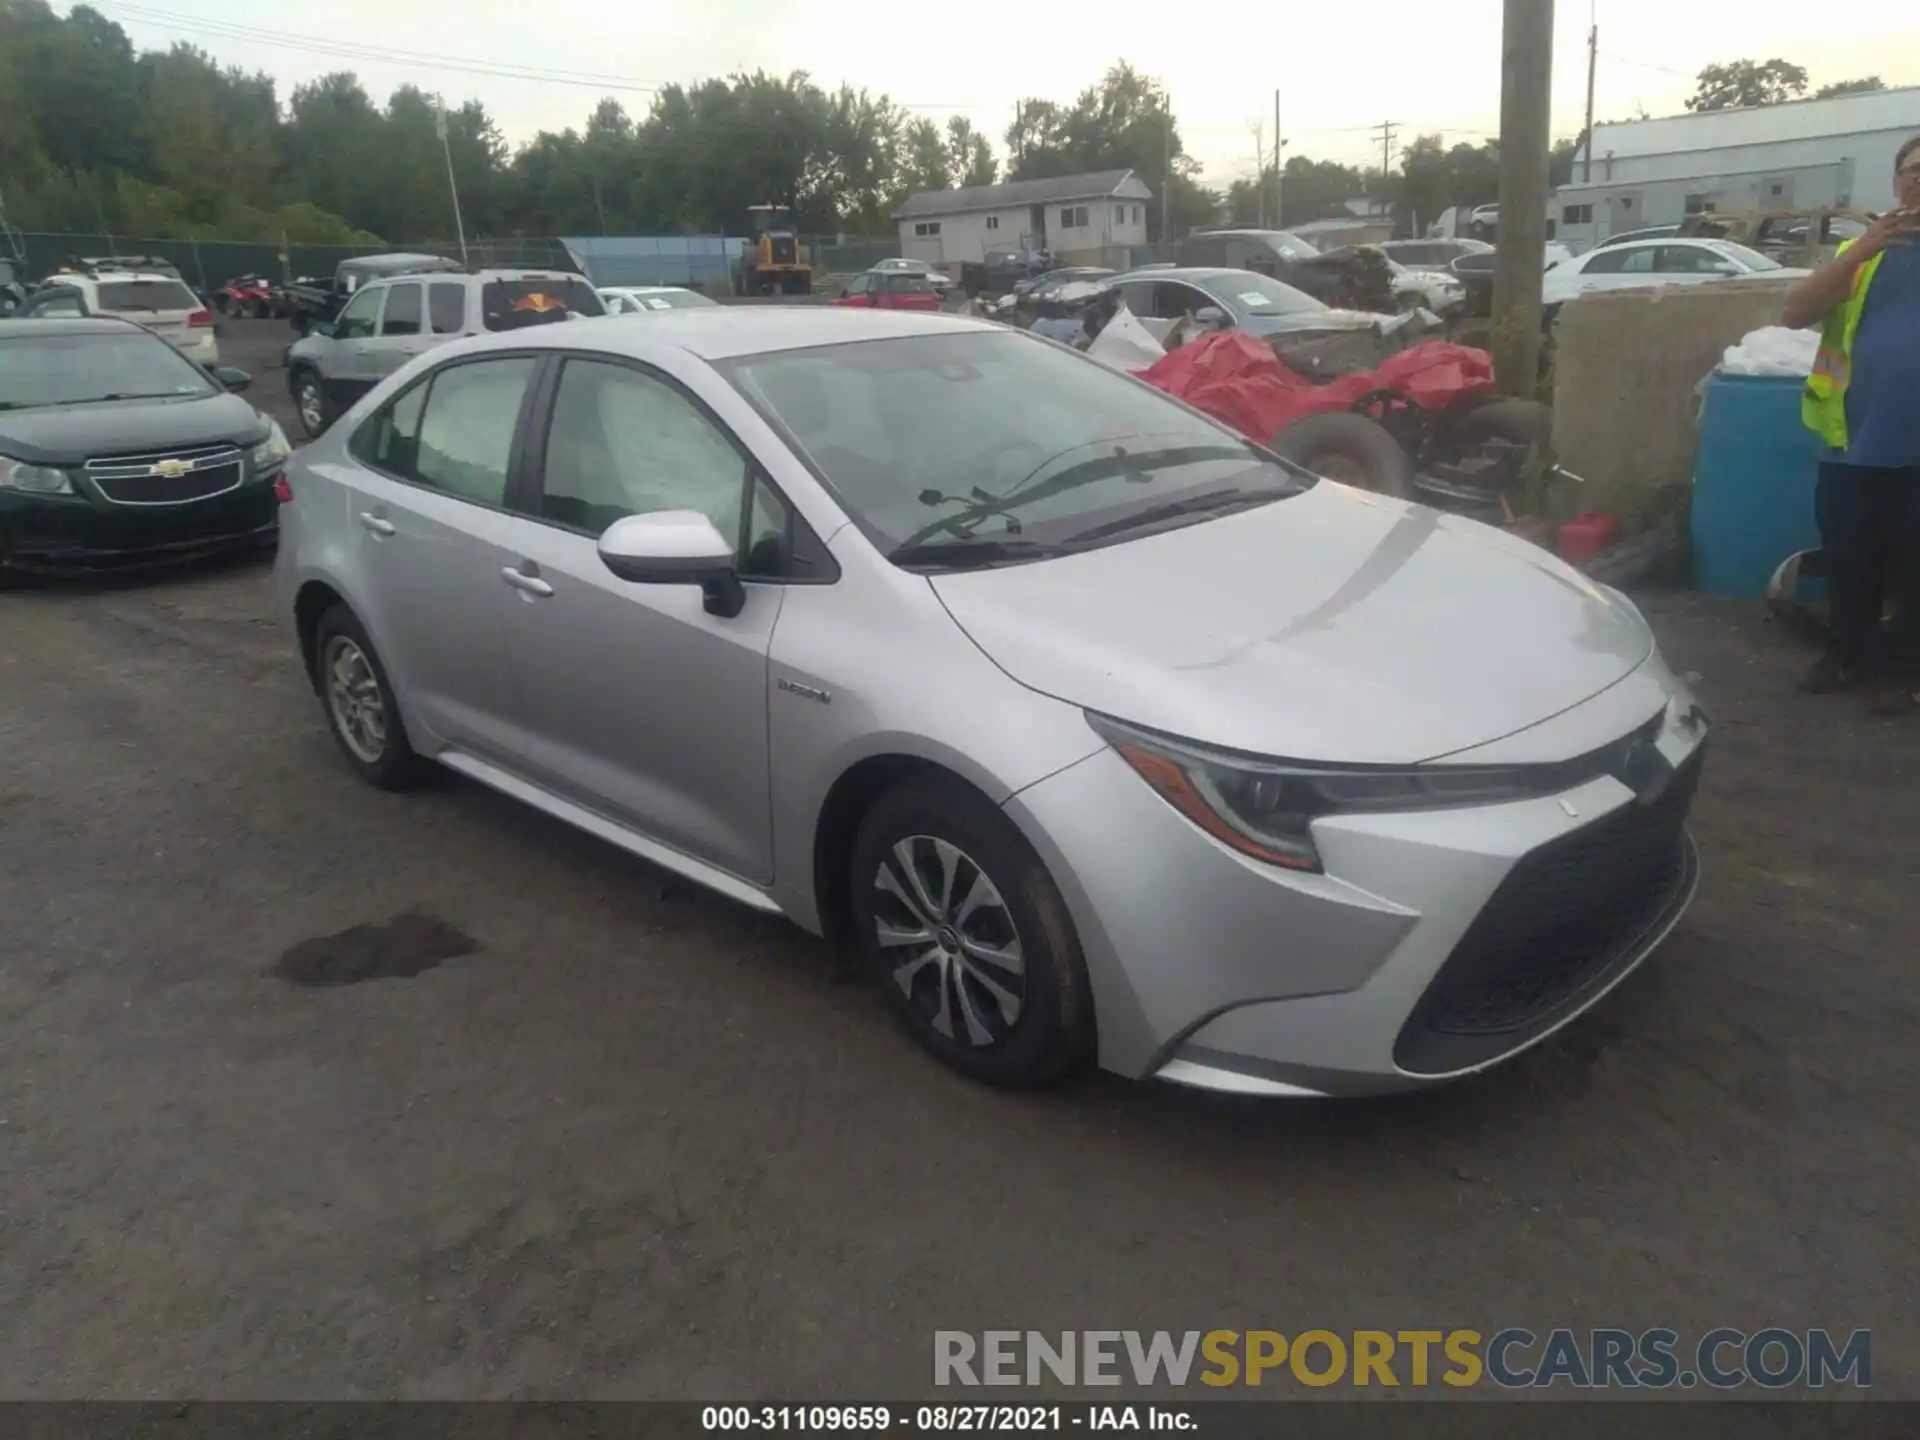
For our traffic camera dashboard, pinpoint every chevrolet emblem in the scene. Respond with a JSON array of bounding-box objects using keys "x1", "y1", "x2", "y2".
[{"x1": 153, "y1": 458, "x2": 192, "y2": 478}]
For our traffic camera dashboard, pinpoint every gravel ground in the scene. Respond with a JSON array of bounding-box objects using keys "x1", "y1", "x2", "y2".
[{"x1": 1, "y1": 320, "x2": 1916, "y2": 1400}]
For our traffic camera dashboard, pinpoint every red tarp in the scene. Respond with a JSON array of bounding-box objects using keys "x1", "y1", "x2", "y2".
[{"x1": 1136, "y1": 331, "x2": 1496, "y2": 444}]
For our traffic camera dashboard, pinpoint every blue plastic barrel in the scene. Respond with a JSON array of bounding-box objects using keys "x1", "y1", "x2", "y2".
[{"x1": 1691, "y1": 371, "x2": 1826, "y2": 598}]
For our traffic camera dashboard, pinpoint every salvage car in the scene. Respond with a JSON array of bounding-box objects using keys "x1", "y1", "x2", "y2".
[
  {"x1": 1105, "y1": 267, "x2": 1382, "y2": 339},
  {"x1": 285, "y1": 268, "x2": 605, "y2": 437},
  {"x1": 871, "y1": 257, "x2": 954, "y2": 297},
  {"x1": 285, "y1": 252, "x2": 465, "y2": 334},
  {"x1": 1, "y1": 318, "x2": 288, "y2": 581},
  {"x1": 832, "y1": 271, "x2": 942, "y2": 311},
  {"x1": 598, "y1": 285, "x2": 718, "y2": 314},
  {"x1": 1541, "y1": 236, "x2": 1805, "y2": 309},
  {"x1": 11, "y1": 268, "x2": 220, "y2": 365},
  {"x1": 276, "y1": 308, "x2": 1707, "y2": 1097}
]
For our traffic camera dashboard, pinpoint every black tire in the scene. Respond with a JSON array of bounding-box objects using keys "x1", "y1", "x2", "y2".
[
  {"x1": 290, "y1": 367, "x2": 333, "y2": 439},
  {"x1": 1270, "y1": 411, "x2": 1416, "y2": 498},
  {"x1": 311, "y1": 604, "x2": 428, "y2": 791},
  {"x1": 248, "y1": 298, "x2": 267, "y2": 320},
  {"x1": 212, "y1": 293, "x2": 230, "y2": 315},
  {"x1": 850, "y1": 776, "x2": 1095, "y2": 1087},
  {"x1": 1433, "y1": 397, "x2": 1556, "y2": 466}
]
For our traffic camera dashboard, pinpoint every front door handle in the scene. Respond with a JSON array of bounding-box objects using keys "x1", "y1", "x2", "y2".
[
  {"x1": 501, "y1": 564, "x2": 554, "y2": 598},
  {"x1": 357, "y1": 511, "x2": 395, "y2": 537}
]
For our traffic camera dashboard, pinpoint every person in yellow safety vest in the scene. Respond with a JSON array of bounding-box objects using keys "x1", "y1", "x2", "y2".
[{"x1": 1782, "y1": 136, "x2": 1920, "y2": 715}]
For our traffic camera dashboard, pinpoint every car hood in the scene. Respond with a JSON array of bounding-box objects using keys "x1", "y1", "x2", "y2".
[
  {"x1": 0, "y1": 392, "x2": 266, "y2": 465},
  {"x1": 928, "y1": 485, "x2": 1653, "y2": 764}
]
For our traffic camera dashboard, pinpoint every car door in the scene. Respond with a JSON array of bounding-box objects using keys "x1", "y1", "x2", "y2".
[
  {"x1": 339, "y1": 354, "x2": 542, "y2": 762},
  {"x1": 322, "y1": 284, "x2": 387, "y2": 410},
  {"x1": 365, "y1": 280, "x2": 429, "y2": 379},
  {"x1": 834, "y1": 273, "x2": 874, "y2": 307},
  {"x1": 492, "y1": 353, "x2": 791, "y2": 883}
]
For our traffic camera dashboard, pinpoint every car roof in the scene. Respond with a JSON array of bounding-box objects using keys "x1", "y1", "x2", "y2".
[
  {"x1": 1108, "y1": 266, "x2": 1255, "y2": 285},
  {"x1": 0, "y1": 316, "x2": 148, "y2": 338},
  {"x1": 599, "y1": 284, "x2": 694, "y2": 293},
  {"x1": 348, "y1": 252, "x2": 460, "y2": 272},
  {"x1": 367, "y1": 267, "x2": 581, "y2": 284},
  {"x1": 51, "y1": 270, "x2": 183, "y2": 284},
  {"x1": 428, "y1": 307, "x2": 989, "y2": 364}
]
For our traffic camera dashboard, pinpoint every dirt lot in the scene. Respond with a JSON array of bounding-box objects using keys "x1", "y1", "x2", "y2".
[{"x1": 1, "y1": 320, "x2": 1917, "y2": 1400}]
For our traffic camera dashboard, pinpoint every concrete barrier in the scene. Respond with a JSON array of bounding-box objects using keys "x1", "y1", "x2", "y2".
[{"x1": 1550, "y1": 278, "x2": 1803, "y2": 527}]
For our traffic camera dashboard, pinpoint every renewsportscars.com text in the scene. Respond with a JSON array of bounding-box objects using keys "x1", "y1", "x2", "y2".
[{"x1": 933, "y1": 1328, "x2": 1871, "y2": 1390}]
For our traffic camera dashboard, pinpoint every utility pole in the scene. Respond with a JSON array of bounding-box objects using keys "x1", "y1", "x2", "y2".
[
  {"x1": 1273, "y1": 89, "x2": 1283, "y2": 226},
  {"x1": 1492, "y1": 0, "x2": 1555, "y2": 400},
  {"x1": 1162, "y1": 106, "x2": 1173, "y2": 245},
  {"x1": 1373, "y1": 120, "x2": 1399, "y2": 220},
  {"x1": 436, "y1": 98, "x2": 470, "y2": 268},
  {"x1": 1583, "y1": 2, "x2": 1598, "y2": 182},
  {"x1": 1251, "y1": 121, "x2": 1266, "y2": 228}
]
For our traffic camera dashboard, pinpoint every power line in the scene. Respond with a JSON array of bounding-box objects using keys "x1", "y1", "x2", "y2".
[
  {"x1": 95, "y1": 2, "x2": 995, "y2": 112},
  {"x1": 1599, "y1": 51, "x2": 1696, "y2": 80}
]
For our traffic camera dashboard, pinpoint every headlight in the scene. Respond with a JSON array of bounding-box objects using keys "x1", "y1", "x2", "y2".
[
  {"x1": 251, "y1": 417, "x2": 292, "y2": 471},
  {"x1": 0, "y1": 456, "x2": 75, "y2": 495},
  {"x1": 1088, "y1": 713, "x2": 1570, "y2": 872}
]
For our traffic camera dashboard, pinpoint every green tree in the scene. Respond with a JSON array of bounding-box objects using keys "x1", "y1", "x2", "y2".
[
  {"x1": 945, "y1": 116, "x2": 996, "y2": 188},
  {"x1": 1686, "y1": 59, "x2": 1809, "y2": 112},
  {"x1": 896, "y1": 115, "x2": 951, "y2": 199},
  {"x1": 1814, "y1": 75, "x2": 1885, "y2": 99}
]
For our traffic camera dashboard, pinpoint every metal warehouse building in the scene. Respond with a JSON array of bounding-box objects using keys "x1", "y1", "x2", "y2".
[{"x1": 1555, "y1": 86, "x2": 1920, "y2": 249}]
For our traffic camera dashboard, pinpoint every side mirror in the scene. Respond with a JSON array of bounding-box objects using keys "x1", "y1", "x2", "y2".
[
  {"x1": 838, "y1": 287, "x2": 850, "y2": 299},
  {"x1": 598, "y1": 511, "x2": 744, "y2": 617},
  {"x1": 210, "y1": 364, "x2": 252, "y2": 392},
  {"x1": 1193, "y1": 306, "x2": 1228, "y2": 328},
  {"x1": 311, "y1": 319, "x2": 336, "y2": 339}
]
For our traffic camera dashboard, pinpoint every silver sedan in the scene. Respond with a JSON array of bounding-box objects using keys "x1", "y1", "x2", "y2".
[{"x1": 276, "y1": 308, "x2": 1706, "y2": 1096}]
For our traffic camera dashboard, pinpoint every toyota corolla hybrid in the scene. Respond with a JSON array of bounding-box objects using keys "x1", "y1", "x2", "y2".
[{"x1": 275, "y1": 308, "x2": 1706, "y2": 1097}]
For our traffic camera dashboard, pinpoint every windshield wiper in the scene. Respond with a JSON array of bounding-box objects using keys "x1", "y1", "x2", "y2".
[
  {"x1": 1061, "y1": 486, "x2": 1300, "y2": 545},
  {"x1": 888, "y1": 538, "x2": 1071, "y2": 571}
]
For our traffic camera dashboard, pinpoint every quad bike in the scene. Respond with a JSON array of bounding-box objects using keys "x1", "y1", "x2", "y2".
[{"x1": 1269, "y1": 393, "x2": 1583, "y2": 528}]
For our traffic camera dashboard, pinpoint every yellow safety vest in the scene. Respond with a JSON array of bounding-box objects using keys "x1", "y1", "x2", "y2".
[{"x1": 1802, "y1": 238, "x2": 1886, "y2": 450}]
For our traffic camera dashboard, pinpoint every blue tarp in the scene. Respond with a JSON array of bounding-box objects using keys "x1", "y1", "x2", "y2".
[{"x1": 561, "y1": 235, "x2": 745, "y2": 288}]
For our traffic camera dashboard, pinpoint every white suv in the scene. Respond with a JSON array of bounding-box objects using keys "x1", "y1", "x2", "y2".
[
  {"x1": 12, "y1": 271, "x2": 219, "y2": 365},
  {"x1": 284, "y1": 268, "x2": 605, "y2": 437}
]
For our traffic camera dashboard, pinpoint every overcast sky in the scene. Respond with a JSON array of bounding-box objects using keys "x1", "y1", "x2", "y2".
[{"x1": 74, "y1": 0, "x2": 1920, "y2": 185}]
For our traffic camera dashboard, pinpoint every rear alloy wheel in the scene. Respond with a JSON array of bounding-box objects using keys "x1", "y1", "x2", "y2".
[
  {"x1": 292, "y1": 369, "x2": 332, "y2": 439},
  {"x1": 851, "y1": 779, "x2": 1093, "y2": 1086}
]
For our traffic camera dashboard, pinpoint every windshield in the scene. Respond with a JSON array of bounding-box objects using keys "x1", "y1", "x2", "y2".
[
  {"x1": 0, "y1": 330, "x2": 216, "y2": 409},
  {"x1": 722, "y1": 330, "x2": 1307, "y2": 563},
  {"x1": 1709, "y1": 241, "x2": 1783, "y2": 272},
  {"x1": 96, "y1": 279, "x2": 200, "y2": 313},
  {"x1": 1217, "y1": 273, "x2": 1326, "y2": 316}
]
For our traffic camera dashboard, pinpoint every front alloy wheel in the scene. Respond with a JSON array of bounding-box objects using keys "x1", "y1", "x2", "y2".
[
  {"x1": 850, "y1": 778, "x2": 1093, "y2": 1086},
  {"x1": 324, "y1": 634, "x2": 387, "y2": 764},
  {"x1": 873, "y1": 835, "x2": 1026, "y2": 1047},
  {"x1": 294, "y1": 373, "x2": 328, "y2": 438}
]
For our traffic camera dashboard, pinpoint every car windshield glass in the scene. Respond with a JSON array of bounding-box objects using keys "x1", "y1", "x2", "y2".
[
  {"x1": 1215, "y1": 273, "x2": 1325, "y2": 315},
  {"x1": 722, "y1": 330, "x2": 1309, "y2": 561},
  {"x1": 0, "y1": 331, "x2": 215, "y2": 408},
  {"x1": 1269, "y1": 233, "x2": 1320, "y2": 259},
  {"x1": 1709, "y1": 241, "x2": 1782, "y2": 272},
  {"x1": 480, "y1": 277, "x2": 606, "y2": 329},
  {"x1": 95, "y1": 280, "x2": 200, "y2": 312}
]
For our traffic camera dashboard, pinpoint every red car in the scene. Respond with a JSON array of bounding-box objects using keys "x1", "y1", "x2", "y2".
[{"x1": 833, "y1": 271, "x2": 942, "y2": 311}]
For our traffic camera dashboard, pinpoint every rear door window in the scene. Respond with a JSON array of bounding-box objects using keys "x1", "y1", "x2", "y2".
[
  {"x1": 380, "y1": 283, "x2": 423, "y2": 336},
  {"x1": 428, "y1": 282, "x2": 466, "y2": 334},
  {"x1": 95, "y1": 280, "x2": 200, "y2": 314},
  {"x1": 479, "y1": 278, "x2": 605, "y2": 331}
]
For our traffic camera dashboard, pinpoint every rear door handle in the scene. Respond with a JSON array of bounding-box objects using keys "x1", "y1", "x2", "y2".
[
  {"x1": 501, "y1": 565, "x2": 554, "y2": 598},
  {"x1": 357, "y1": 511, "x2": 395, "y2": 537}
]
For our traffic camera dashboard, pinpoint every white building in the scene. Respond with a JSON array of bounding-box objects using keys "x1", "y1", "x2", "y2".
[
  {"x1": 1556, "y1": 87, "x2": 1920, "y2": 248},
  {"x1": 893, "y1": 169, "x2": 1153, "y2": 269}
]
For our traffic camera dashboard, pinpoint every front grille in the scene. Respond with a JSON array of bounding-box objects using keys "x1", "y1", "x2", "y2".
[
  {"x1": 1394, "y1": 744, "x2": 1705, "y2": 1075},
  {"x1": 85, "y1": 444, "x2": 244, "y2": 505}
]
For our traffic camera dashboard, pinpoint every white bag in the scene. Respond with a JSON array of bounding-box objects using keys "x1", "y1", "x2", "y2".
[
  {"x1": 1719, "y1": 326, "x2": 1820, "y2": 377},
  {"x1": 1085, "y1": 305, "x2": 1167, "y2": 372}
]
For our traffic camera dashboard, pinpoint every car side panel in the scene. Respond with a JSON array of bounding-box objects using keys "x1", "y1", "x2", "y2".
[{"x1": 761, "y1": 526, "x2": 1107, "y2": 934}]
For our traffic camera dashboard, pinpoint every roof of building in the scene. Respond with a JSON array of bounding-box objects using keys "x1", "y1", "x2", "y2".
[
  {"x1": 893, "y1": 169, "x2": 1151, "y2": 221},
  {"x1": 1582, "y1": 85, "x2": 1920, "y2": 163}
]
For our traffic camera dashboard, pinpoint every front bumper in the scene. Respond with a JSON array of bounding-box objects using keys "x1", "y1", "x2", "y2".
[
  {"x1": 1005, "y1": 662, "x2": 1707, "y2": 1097},
  {"x1": 0, "y1": 480, "x2": 278, "y2": 574}
]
